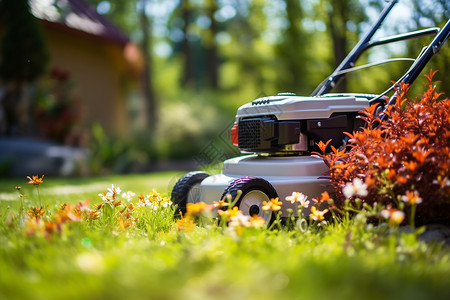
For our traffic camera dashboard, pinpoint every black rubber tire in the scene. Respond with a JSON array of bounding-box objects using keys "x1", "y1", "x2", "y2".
[
  {"x1": 221, "y1": 176, "x2": 278, "y2": 223},
  {"x1": 171, "y1": 171, "x2": 210, "y2": 215}
]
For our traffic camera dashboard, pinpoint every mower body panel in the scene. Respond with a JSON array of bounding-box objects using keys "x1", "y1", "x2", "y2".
[
  {"x1": 199, "y1": 155, "x2": 332, "y2": 217},
  {"x1": 236, "y1": 95, "x2": 370, "y2": 121}
]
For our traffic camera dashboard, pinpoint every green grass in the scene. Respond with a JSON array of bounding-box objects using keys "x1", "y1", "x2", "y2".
[
  {"x1": 0, "y1": 172, "x2": 181, "y2": 203},
  {"x1": 1, "y1": 173, "x2": 449, "y2": 300}
]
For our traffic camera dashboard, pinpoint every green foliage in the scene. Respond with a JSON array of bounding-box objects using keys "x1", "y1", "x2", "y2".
[
  {"x1": 88, "y1": 85, "x2": 244, "y2": 174},
  {"x1": 316, "y1": 71, "x2": 450, "y2": 225},
  {"x1": 0, "y1": 0, "x2": 49, "y2": 135},
  {"x1": 1, "y1": 173, "x2": 450, "y2": 300},
  {"x1": 0, "y1": 0, "x2": 48, "y2": 82}
]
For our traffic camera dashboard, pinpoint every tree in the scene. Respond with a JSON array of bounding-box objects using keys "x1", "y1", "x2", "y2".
[
  {"x1": 275, "y1": 0, "x2": 310, "y2": 93},
  {"x1": 169, "y1": 0, "x2": 221, "y2": 90},
  {"x1": 409, "y1": 0, "x2": 450, "y2": 96},
  {"x1": 204, "y1": 0, "x2": 220, "y2": 89},
  {"x1": 320, "y1": 0, "x2": 366, "y2": 93},
  {"x1": 139, "y1": 0, "x2": 157, "y2": 133},
  {"x1": 178, "y1": 0, "x2": 196, "y2": 87},
  {"x1": 0, "y1": 0, "x2": 49, "y2": 135}
]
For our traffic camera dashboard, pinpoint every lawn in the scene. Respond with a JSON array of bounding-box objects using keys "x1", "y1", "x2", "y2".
[{"x1": 0, "y1": 172, "x2": 449, "y2": 300}]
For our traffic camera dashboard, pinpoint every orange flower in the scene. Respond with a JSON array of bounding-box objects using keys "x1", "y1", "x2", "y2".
[
  {"x1": 76, "y1": 199, "x2": 91, "y2": 212},
  {"x1": 424, "y1": 68, "x2": 438, "y2": 82},
  {"x1": 25, "y1": 218, "x2": 44, "y2": 236},
  {"x1": 262, "y1": 197, "x2": 282, "y2": 212},
  {"x1": 396, "y1": 176, "x2": 408, "y2": 184},
  {"x1": 44, "y1": 221, "x2": 57, "y2": 236},
  {"x1": 316, "y1": 139, "x2": 332, "y2": 153},
  {"x1": 57, "y1": 203, "x2": 80, "y2": 222},
  {"x1": 319, "y1": 191, "x2": 330, "y2": 203},
  {"x1": 433, "y1": 177, "x2": 449, "y2": 188},
  {"x1": 119, "y1": 215, "x2": 135, "y2": 231},
  {"x1": 365, "y1": 176, "x2": 376, "y2": 188},
  {"x1": 27, "y1": 175, "x2": 44, "y2": 186},
  {"x1": 27, "y1": 206, "x2": 45, "y2": 219},
  {"x1": 186, "y1": 202, "x2": 213, "y2": 216},
  {"x1": 309, "y1": 206, "x2": 329, "y2": 221},
  {"x1": 177, "y1": 215, "x2": 195, "y2": 232},
  {"x1": 85, "y1": 210, "x2": 100, "y2": 220},
  {"x1": 412, "y1": 149, "x2": 431, "y2": 163},
  {"x1": 404, "y1": 161, "x2": 418, "y2": 172},
  {"x1": 386, "y1": 169, "x2": 396, "y2": 180},
  {"x1": 401, "y1": 190, "x2": 423, "y2": 205}
]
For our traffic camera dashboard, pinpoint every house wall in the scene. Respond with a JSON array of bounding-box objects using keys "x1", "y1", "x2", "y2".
[{"x1": 41, "y1": 25, "x2": 130, "y2": 136}]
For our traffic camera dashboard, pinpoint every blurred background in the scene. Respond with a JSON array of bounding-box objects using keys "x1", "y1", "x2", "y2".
[{"x1": 0, "y1": 0, "x2": 448, "y2": 177}]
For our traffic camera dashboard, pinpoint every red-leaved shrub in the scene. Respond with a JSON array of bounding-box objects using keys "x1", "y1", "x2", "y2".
[{"x1": 316, "y1": 70, "x2": 450, "y2": 225}]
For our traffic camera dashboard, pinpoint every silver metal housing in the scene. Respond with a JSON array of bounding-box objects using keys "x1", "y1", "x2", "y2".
[
  {"x1": 199, "y1": 155, "x2": 332, "y2": 217},
  {"x1": 236, "y1": 94, "x2": 371, "y2": 121}
]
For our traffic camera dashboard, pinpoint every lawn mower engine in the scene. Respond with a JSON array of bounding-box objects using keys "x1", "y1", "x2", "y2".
[{"x1": 231, "y1": 93, "x2": 368, "y2": 155}]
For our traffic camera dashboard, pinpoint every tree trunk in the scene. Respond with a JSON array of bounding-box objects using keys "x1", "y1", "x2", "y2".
[
  {"x1": 328, "y1": 1, "x2": 348, "y2": 93},
  {"x1": 139, "y1": 0, "x2": 157, "y2": 133},
  {"x1": 181, "y1": 0, "x2": 195, "y2": 87},
  {"x1": 205, "y1": 1, "x2": 219, "y2": 89}
]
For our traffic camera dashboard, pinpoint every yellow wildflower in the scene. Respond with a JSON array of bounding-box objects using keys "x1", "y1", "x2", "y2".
[
  {"x1": 213, "y1": 199, "x2": 229, "y2": 209},
  {"x1": 309, "y1": 206, "x2": 329, "y2": 221},
  {"x1": 262, "y1": 197, "x2": 282, "y2": 212},
  {"x1": 249, "y1": 215, "x2": 265, "y2": 228},
  {"x1": 218, "y1": 206, "x2": 240, "y2": 219},
  {"x1": 380, "y1": 208, "x2": 405, "y2": 225}
]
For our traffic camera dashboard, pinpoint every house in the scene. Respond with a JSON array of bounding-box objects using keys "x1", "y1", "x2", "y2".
[
  {"x1": 29, "y1": 0, "x2": 143, "y2": 136},
  {"x1": 0, "y1": 0, "x2": 144, "y2": 176}
]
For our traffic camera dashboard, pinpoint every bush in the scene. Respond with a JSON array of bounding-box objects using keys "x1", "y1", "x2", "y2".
[{"x1": 316, "y1": 70, "x2": 450, "y2": 225}]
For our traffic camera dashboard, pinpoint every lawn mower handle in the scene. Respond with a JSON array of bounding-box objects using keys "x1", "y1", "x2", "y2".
[
  {"x1": 311, "y1": 0, "x2": 399, "y2": 96},
  {"x1": 374, "y1": 18, "x2": 450, "y2": 112},
  {"x1": 390, "y1": 18, "x2": 450, "y2": 99}
]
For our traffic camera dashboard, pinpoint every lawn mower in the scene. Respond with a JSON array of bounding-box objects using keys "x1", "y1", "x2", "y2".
[{"x1": 171, "y1": 0, "x2": 450, "y2": 222}]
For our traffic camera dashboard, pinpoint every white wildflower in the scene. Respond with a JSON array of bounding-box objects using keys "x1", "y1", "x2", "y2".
[
  {"x1": 106, "y1": 184, "x2": 121, "y2": 199},
  {"x1": 121, "y1": 191, "x2": 136, "y2": 202},
  {"x1": 229, "y1": 212, "x2": 251, "y2": 228},
  {"x1": 285, "y1": 192, "x2": 309, "y2": 208},
  {"x1": 342, "y1": 178, "x2": 368, "y2": 199}
]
